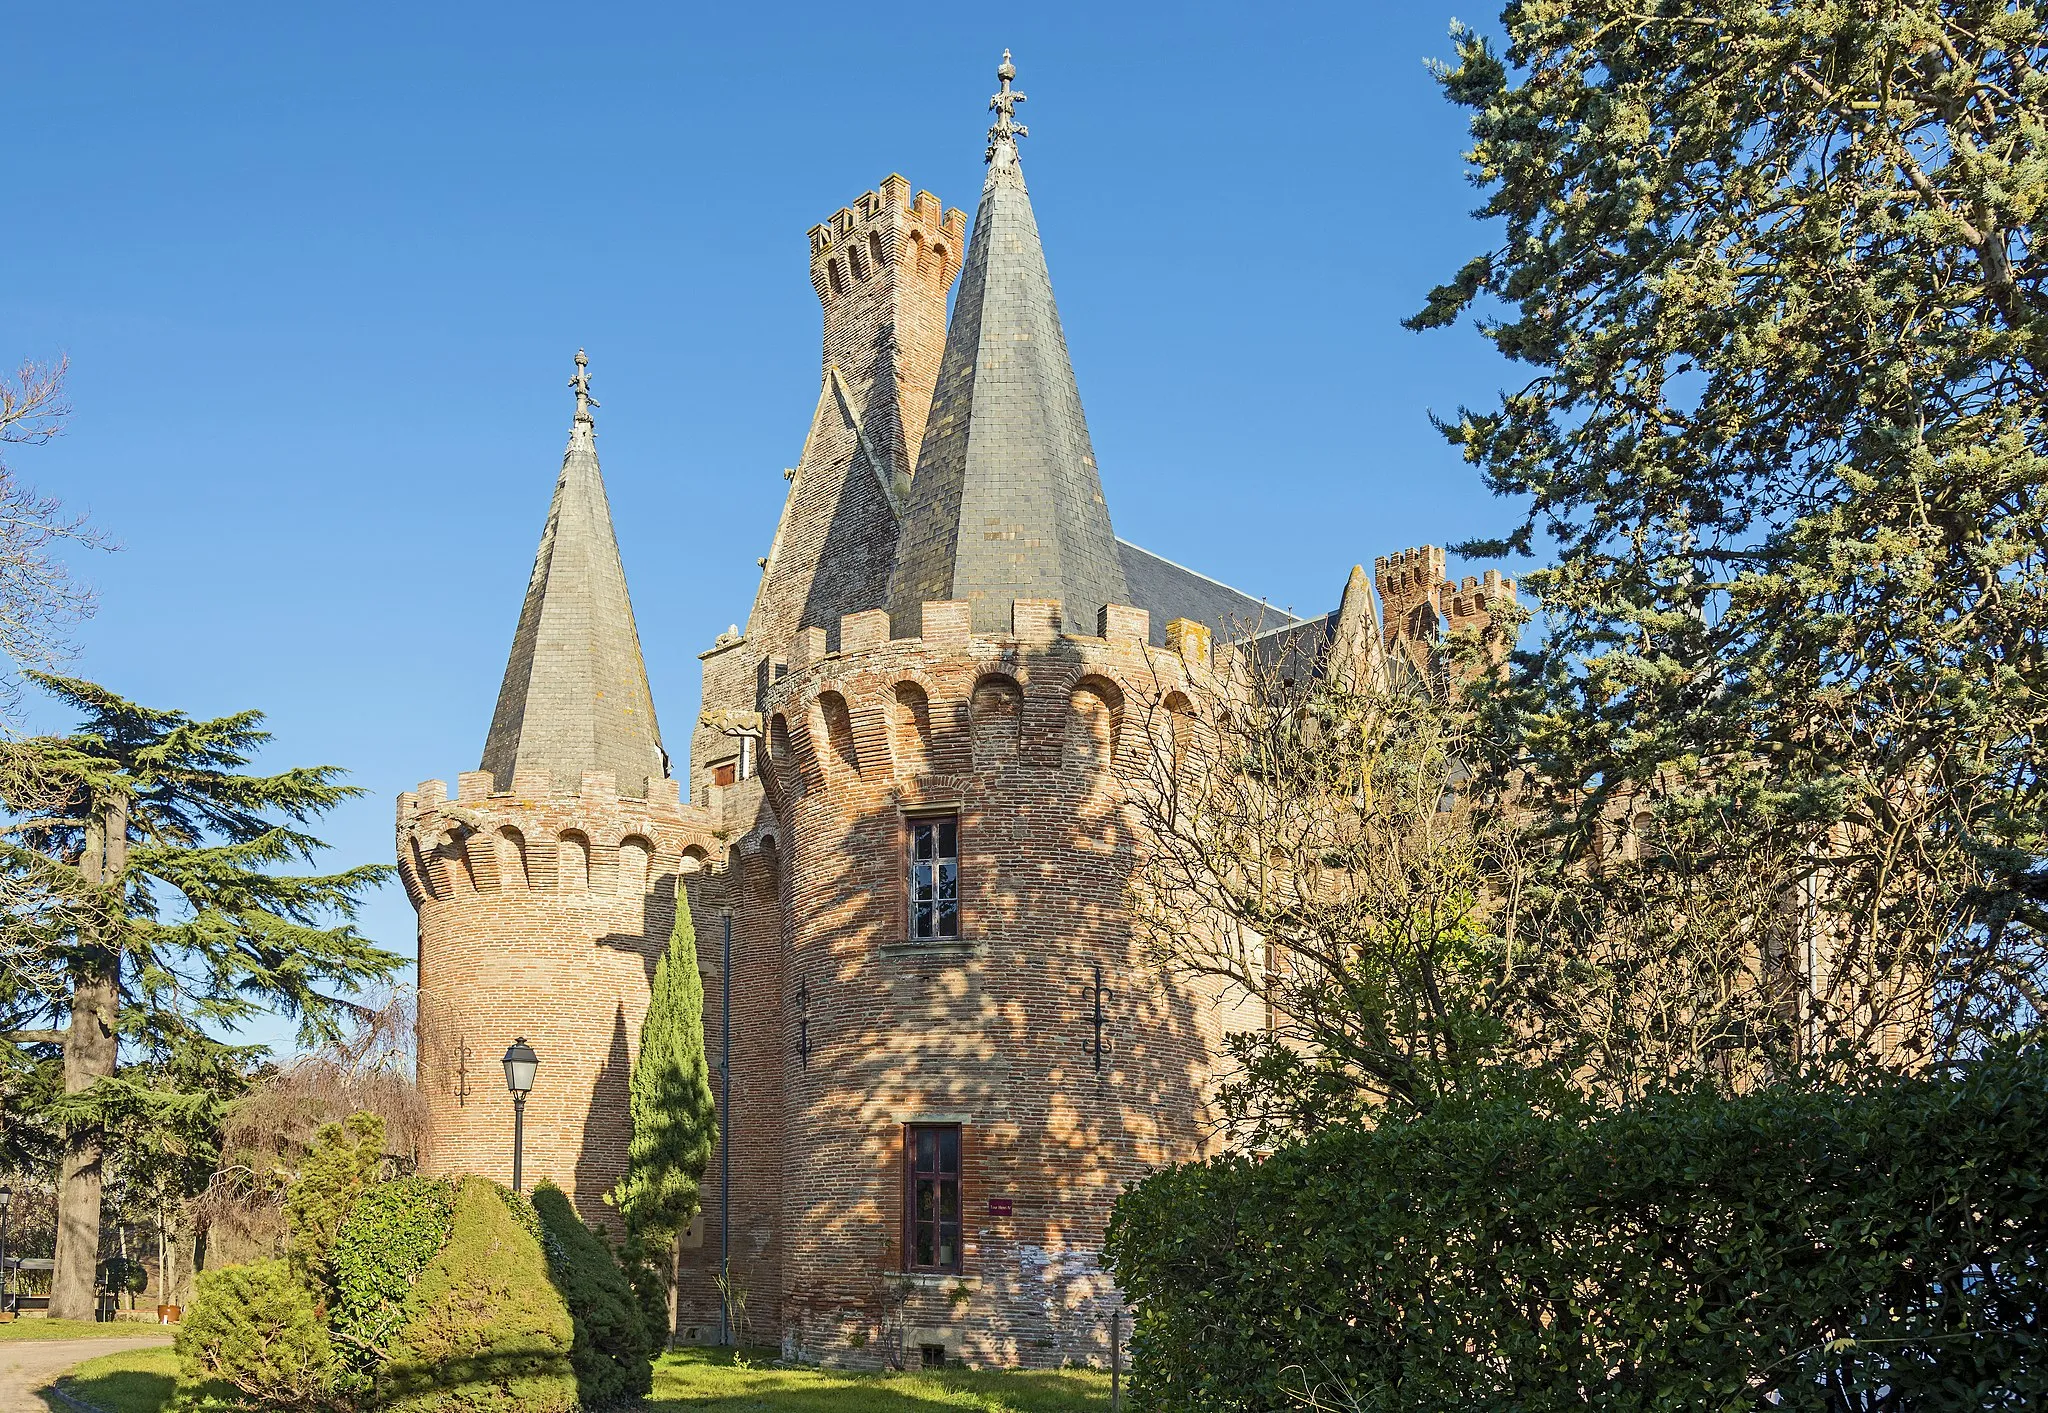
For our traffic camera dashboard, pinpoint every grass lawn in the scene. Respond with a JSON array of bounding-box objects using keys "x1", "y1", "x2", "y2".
[
  {"x1": 0, "y1": 1318, "x2": 171, "y2": 1340},
  {"x1": 649, "y1": 1348, "x2": 1110, "y2": 1411},
  {"x1": 46, "y1": 1343, "x2": 1111, "y2": 1412},
  {"x1": 51, "y1": 1345, "x2": 179, "y2": 1413}
]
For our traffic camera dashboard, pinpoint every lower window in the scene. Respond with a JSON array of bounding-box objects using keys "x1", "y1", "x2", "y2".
[{"x1": 905, "y1": 1123, "x2": 962, "y2": 1273}]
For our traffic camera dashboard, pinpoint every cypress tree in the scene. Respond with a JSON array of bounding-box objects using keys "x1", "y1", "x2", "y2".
[{"x1": 610, "y1": 880, "x2": 716, "y2": 1247}]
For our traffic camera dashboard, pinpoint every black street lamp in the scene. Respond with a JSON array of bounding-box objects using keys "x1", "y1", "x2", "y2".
[
  {"x1": 0, "y1": 1184, "x2": 12, "y2": 1317},
  {"x1": 502, "y1": 1038, "x2": 539, "y2": 1194}
]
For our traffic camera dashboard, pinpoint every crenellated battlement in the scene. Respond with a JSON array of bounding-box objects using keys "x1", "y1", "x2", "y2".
[
  {"x1": 747, "y1": 598, "x2": 1203, "y2": 810},
  {"x1": 807, "y1": 172, "x2": 968, "y2": 306},
  {"x1": 394, "y1": 768, "x2": 709, "y2": 911},
  {"x1": 1444, "y1": 568, "x2": 1518, "y2": 633}
]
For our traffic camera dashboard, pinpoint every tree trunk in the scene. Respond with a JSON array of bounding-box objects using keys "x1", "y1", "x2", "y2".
[{"x1": 48, "y1": 793, "x2": 124, "y2": 1321}]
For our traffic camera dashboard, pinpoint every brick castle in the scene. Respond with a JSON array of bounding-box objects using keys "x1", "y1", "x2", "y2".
[{"x1": 397, "y1": 54, "x2": 1514, "y2": 1368}]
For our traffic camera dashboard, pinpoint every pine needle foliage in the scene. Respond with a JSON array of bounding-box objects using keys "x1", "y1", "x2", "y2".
[
  {"x1": 1413, "y1": 3, "x2": 2048, "y2": 1057},
  {"x1": 609, "y1": 881, "x2": 716, "y2": 1248},
  {"x1": 283, "y1": 1111, "x2": 385, "y2": 1299}
]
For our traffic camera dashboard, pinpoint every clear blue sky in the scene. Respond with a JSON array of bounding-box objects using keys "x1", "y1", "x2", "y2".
[{"x1": 5, "y1": 3, "x2": 1516, "y2": 1052}]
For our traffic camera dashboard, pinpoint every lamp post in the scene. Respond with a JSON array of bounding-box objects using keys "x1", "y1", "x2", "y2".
[
  {"x1": 502, "y1": 1038, "x2": 539, "y2": 1194},
  {"x1": 0, "y1": 1184, "x2": 12, "y2": 1317}
]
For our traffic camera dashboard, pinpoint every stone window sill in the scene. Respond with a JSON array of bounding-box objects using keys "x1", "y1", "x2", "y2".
[
  {"x1": 886, "y1": 1272, "x2": 978, "y2": 1289},
  {"x1": 878, "y1": 939, "x2": 984, "y2": 960}
]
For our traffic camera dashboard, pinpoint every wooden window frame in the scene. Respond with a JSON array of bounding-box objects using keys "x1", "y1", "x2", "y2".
[
  {"x1": 905, "y1": 810, "x2": 961, "y2": 942},
  {"x1": 903, "y1": 1123, "x2": 964, "y2": 1274}
]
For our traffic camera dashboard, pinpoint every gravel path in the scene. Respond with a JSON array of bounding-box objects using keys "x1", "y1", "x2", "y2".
[{"x1": 0, "y1": 1336, "x2": 172, "y2": 1413}]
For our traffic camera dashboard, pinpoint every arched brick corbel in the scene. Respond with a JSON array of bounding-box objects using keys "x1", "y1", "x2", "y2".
[
  {"x1": 463, "y1": 828, "x2": 503, "y2": 892},
  {"x1": 846, "y1": 692, "x2": 892, "y2": 779}
]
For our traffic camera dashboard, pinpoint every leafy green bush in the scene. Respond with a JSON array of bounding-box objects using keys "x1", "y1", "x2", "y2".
[
  {"x1": 532, "y1": 1181, "x2": 653, "y2": 1405},
  {"x1": 327, "y1": 1174, "x2": 457, "y2": 1375},
  {"x1": 1107, "y1": 1044, "x2": 2048, "y2": 1412},
  {"x1": 373, "y1": 1176, "x2": 576, "y2": 1412},
  {"x1": 172, "y1": 1260, "x2": 335, "y2": 1410}
]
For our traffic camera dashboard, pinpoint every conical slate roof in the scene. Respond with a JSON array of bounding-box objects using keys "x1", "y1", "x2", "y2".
[
  {"x1": 481, "y1": 352, "x2": 667, "y2": 799},
  {"x1": 887, "y1": 53, "x2": 1131, "y2": 637}
]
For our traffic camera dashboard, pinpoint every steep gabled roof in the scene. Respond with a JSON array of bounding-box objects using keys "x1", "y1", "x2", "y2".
[
  {"x1": 481, "y1": 352, "x2": 667, "y2": 799},
  {"x1": 1116, "y1": 539, "x2": 1301, "y2": 646},
  {"x1": 887, "y1": 53, "x2": 1131, "y2": 636}
]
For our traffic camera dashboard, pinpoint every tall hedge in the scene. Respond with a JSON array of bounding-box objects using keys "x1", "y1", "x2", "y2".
[
  {"x1": 1106, "y1": 1044, "x2": 2048, "y2": 1412},
  {"x1": 284, "y1": 1111, "x2": 386, "y2": 1299},
  {"x1": 532, "y1": 1181, "x2": 654, "y2": 1405},
  {"x1": 373, "y1": 1176, "x2": 577, "y2": 1413}
]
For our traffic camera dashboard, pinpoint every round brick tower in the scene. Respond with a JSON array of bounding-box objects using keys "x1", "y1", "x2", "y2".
[
  {"x1": 400, "y1": 770, "x2": 714, "y2": 1215},
  {"x1": 403, "y1": 355, "x2": 720, "y2": 1222},
  {"x1": 759, "y1": 600, "x2": 1246, "y2": 1367}
]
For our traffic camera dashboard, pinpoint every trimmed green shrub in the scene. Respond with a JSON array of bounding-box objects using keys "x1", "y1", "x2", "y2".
[
  {"x1": 173, "y1": 1260, "x2": 335, "y2": 1410},
  {"x1": 1107, "y1": 1044, "x2": 2048, "y2": 1412},
  {"x1": 374, "y1": 1176, "x2": 576, "y2": 1413},
  {"x1": 285, "y1": 1111, "x2": 386, "y2": 1298},
  {"x1": 532, "y1": 1181, "x2": 654, "y2": 1405},
  {"x1": 328, "y1": 1174, "x2": 457, "y2": 1375}
]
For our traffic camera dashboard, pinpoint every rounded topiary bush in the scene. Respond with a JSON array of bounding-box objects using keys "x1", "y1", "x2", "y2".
[
  {"x1": 173, "y1": 1259, "x2": 334, "y2": 1410},
  {"x1": 373, "y1": 1176, "x2": 577, "y2": 1413},
  {"x1": 531, "y1": 1181, "x2": 654, "y2": 1405}
]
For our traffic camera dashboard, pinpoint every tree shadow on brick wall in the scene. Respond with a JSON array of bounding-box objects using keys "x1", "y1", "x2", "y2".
[
  {"x1": 595, "y1": 868, "x2": 678, "y2": 987},
  {"x1": 573, "y1": 1002, "x2": 633, "y2": 1227}
]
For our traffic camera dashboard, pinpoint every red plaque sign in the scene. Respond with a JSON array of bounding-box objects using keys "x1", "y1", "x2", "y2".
[{"x1": 987, "y1": 1198, "x2": 1013, "y2": 1217}]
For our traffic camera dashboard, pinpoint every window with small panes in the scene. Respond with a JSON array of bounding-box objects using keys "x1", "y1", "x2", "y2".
[
  {"x1": 905, "y1": 1124, "x2": 962, "y2": 1273},
  {"x1": 907, "y1": 815, "x2": 959, "y2": 940}
]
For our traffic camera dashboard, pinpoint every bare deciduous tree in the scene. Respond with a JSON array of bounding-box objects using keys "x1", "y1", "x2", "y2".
[
  {"x1": 1128, "y1": 642, "x2": 1857, "y2": 1145},
  {"x1": 0, "y1": 357, "x2": 113, "y2": 998},
  {"x1": 195, "y1": 990, "x2": 424, "y2": 1267},
  {"x1": 0, "y1": 358, "x2": 108, "y2": 701}
]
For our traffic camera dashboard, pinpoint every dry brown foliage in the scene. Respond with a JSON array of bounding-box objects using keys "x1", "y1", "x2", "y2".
[{"x1": 195, "y1": 991, "x2": 424, "y2": 1266}]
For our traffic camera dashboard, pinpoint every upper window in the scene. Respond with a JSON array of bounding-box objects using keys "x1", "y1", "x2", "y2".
[
  {"x1": 908, "y1": 815, "x2": 959, "y2": 940},
  {"x1": 906, "y1": 1124, "x2": 962, "y2": 1272}
]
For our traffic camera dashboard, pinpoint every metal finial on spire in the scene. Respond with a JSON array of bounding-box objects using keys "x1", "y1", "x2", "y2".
[
  {"x1": 569, "y1": 348, "x2": 599, "y2": 424},
  {"x1": 986, "y1": 48, "x2": 1028, "y2": 166}
]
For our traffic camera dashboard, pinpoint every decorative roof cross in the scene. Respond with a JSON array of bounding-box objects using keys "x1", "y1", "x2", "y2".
[
  {"x1": 986, "y1": 49, "x2": 1028, "y2": 165},
  {"x1": 569, "y1": 348, "x2": 599, "y2": 423}
]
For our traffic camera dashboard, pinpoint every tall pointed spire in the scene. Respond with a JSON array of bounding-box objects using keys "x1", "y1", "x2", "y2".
[
  {"x1": 481, "y1": 352, "x2": 667, "y2": 798},
  {"x1": 887, "y1": 51, "x2": 1131, "y2": 637}
]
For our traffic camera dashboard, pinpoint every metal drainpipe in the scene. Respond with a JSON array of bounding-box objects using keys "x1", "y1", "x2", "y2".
[{"x1": 719, "y1": 907, "x2": 733, "y2": 1346}]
